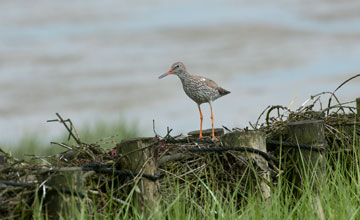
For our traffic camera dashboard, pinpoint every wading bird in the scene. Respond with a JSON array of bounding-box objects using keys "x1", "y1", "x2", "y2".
[{"x1": 159, "y1": 62, "x2": 230, "y2": 141}]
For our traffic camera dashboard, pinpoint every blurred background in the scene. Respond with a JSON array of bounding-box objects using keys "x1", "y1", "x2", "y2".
[{"x1": 1, "y1": 0, "x2": 360, "y2": 152}]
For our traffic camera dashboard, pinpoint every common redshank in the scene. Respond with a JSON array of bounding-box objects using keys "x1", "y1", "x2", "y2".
[{"x1": 159, "y1": 62, "x2": 230, "y2": 141}]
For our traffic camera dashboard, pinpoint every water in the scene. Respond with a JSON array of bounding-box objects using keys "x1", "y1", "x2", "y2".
[{"x1": 1, "y1": 0, "x2": 360, "y2": 145}]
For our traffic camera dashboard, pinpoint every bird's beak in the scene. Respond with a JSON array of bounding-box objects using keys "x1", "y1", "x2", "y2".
[{"x1": 158, "y1": 70, "x2": 174, "y2": 79}]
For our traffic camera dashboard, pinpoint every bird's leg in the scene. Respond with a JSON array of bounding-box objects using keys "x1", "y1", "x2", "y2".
[
  {"x1": 198, "y1": 105, "x2": 204, "y2": 139},
  {"x1": 209, "y1": 102, "x2": 218, "y2": 141}
]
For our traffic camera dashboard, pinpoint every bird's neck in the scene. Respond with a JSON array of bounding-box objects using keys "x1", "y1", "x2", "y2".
[{"x1": 177, "y1": 71, "x2": 190, "y2": 82}]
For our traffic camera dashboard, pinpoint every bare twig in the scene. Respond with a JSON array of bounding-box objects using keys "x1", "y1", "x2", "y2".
[
  {"x1": 52, "y1": 113, "x2": 82, "y2": 146},
  {"x1": 50, "y1": 142, "x2": 73, "y2": 150},
  {"x1": 327, "y1": 74, "x2": 360, "y2": 115},
  {"x1": 265, "y1": 105, "x2": 290, "y2": 127},
  {"x1": 222, "y1": 125, "x2": 231, "y2": 132},
  {"x1": 254, "y1": 105, "x2": 270, "y2": 129},
  {"x1": 152, "y1": 119, "x2": 160, "y2": 137}
]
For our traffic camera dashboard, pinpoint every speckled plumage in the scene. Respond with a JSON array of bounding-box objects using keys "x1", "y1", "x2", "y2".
[
  {"x1": 159, "y1": 62, "x2": 230, "y2": 104},
  {"x1": 178, "y1": 73, "x2": 229, "y2": 105},
  {"x1": 158, "y1": 62, "x2": 230, "y2": 140}
]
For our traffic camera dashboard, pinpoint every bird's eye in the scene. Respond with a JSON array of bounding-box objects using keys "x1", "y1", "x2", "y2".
[{"x1": 175, "y1": 65, "x2": 179, "y2": 68}]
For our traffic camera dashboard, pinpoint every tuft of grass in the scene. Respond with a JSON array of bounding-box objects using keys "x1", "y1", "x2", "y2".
[
  {"x1": 48, "y1": 159, "x2": 360, "y2": 220},
  {"x1": 3, "y1": 117, "x2": 360, "y2": 219},
  {"x1": 2, "y1": 118, "x2": 139, "y2": 159},
  {"x1": 33, "y1": 138, "x2": 359, "y2": 220},
  {"x1": 75, "y1": 119, "x2": 139, "y2": 149},
  {"x1": 40, "y1": 133, "x2": 360, "y2": 220},
  {"x1": 9, "y1": 133, "x2": 53, "y2": 158}
]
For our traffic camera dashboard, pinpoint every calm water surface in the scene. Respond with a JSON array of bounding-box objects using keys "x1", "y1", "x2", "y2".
[{"x1": 1, "y1": 0, "x2": 360, "y2": 146}]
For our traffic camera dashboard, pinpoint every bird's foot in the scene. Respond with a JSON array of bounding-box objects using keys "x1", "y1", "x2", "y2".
[
  {"x1": 199, "y1": 135, "x2": 204, "y2": 139},
  {"x1": 211, "y1": 136, "x2": 219, "y2": 141}
]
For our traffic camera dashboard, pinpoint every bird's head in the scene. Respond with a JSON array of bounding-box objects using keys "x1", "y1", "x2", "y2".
[{"x1": 159, "y1": 62, "x2": 186, "y2": 79}]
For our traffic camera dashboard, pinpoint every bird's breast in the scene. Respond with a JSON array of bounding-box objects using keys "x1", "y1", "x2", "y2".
[{"x1": 181, "y1": 80, "x2": 219, "y2": 104}]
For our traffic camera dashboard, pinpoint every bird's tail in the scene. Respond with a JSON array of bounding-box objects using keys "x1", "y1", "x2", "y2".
[{"x1": 218, "y1": 87, "x2": 230, "y2": 96}]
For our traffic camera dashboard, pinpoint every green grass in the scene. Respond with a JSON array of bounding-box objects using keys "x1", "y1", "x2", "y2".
[
  {"x1": 28, "y1": 141, "x2": 360, "y2": 220},
  {"x1": 1, "y1": 118, "x2": 139, "y2": 159},
  {"x1": 3, "y1": 121, "x2": 360, "y2": 220},
  {"x1": 30, "y1": 154, "x2": 360, "y2": 220}
]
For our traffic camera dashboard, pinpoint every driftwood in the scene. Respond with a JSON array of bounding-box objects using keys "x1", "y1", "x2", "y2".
[
  {"x1": 116, "y1": 137, "x2": 160, "y2": 217},
  {"x1": 288, "y1": 120, "x2": 326, "y2": 191},
  {"x1": 39, "y1": 167, "x2": 83, "y2": 219},
  {"x1": 221, "y1": 130, "x2": 271, "y2": 200},
  {"x1": 188, "y1": 128, "x2": 224, "y2": 138}
]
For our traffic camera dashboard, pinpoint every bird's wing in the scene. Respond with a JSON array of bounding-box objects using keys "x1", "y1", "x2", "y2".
[
  {"x1": 197, "y1": 76, "x2": 230, "y2": 95},
  {"x1": 194, "y1": 76, "x2": 218, "y2": 88}
]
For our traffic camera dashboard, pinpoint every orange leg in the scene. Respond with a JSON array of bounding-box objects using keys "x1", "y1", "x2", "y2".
[
  {"x1": 209, "y1": 102, "x2": 218, "y2": 141},
  {"x1": 198, "y1": 105, "x2": 204, "y2": 139}
]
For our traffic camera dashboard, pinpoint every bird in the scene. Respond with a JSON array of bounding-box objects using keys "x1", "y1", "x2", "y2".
[{"x1": 158, "y1": 62, "x2": 230, "y2": 141}]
